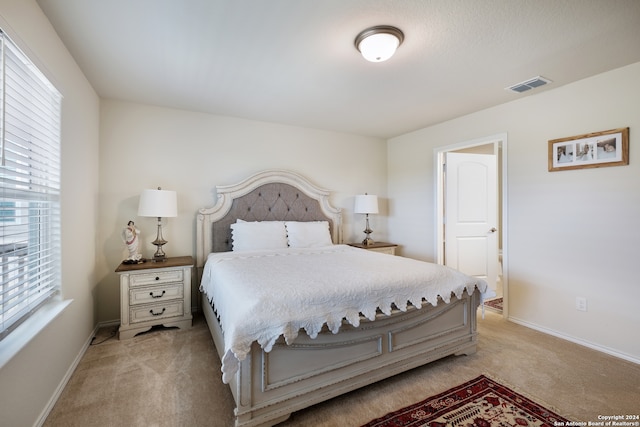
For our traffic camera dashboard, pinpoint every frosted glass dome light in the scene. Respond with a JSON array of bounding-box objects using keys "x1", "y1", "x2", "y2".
[{"x1": 355, "y1": 25, "x2": 404, "y2": 63}]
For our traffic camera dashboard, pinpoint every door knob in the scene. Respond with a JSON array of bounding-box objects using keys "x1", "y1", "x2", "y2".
[{"x1": 489, "y1": 227, "x2": 497, "y2": 233}]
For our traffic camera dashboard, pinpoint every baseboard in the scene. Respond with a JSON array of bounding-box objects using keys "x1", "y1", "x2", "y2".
[
  {"x1": 98, "y1": 319, "x2": 121, "y2": 329},
  {"x1": 508, "y1": 315, "x2": 640, "y2": 365},
  {"x1": 34, "y1": 320, "x2": 120, "y2": 427}
]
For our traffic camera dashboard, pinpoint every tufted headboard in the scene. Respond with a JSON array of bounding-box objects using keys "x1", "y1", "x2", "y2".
[{"x1": 196, "y1": 170, "x2": 342, "y2": 268}]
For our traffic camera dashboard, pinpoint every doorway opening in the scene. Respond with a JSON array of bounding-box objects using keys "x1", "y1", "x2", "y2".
[{"x1": 434, "y1": 133, "x2": 508, "y2": 317}]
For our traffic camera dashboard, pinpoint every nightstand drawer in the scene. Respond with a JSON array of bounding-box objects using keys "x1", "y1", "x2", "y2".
[
  {"x1": 347, "y1": 242, "x2": 397, "y2": 256},
  {"x1": 129, "y1": 270, "x2": 184, "y2": 287},
  {"x1": 366, "y1": 246, "x2": 396, "y2": 255},
  {"x1": 129, "y1": 283, "x2": 183, "y2": 306},
  {"x1": 129, "y1": 301, "x2": 184, "y2": 324}
]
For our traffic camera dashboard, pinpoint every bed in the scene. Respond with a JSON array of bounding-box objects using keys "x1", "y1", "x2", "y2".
[{"x1": 196, "y1": 169, "x2": 487, "y2": 427}]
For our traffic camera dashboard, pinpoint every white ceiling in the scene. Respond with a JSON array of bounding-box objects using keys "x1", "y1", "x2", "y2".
[{"x1": 37, "y1": 0, "x2": 640, "y2": 139}]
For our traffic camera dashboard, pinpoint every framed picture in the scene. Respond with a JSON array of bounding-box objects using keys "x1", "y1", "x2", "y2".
[{"x1": 548, "y1": 127, "x2": 629, "y2": 172}]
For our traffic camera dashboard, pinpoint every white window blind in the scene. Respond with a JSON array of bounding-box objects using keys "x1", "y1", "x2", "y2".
[{"x1": 0, "y1": 29, "x2": 62, "y2": 340}]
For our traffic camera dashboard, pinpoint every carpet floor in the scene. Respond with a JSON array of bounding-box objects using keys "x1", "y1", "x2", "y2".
[{"x1": 43, "y1": 310, "x2": 640, "y2": 427}]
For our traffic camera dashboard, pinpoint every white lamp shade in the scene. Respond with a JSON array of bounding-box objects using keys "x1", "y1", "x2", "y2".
[
  {"x1": 138, "y1": 188, "x2": 178, "y2": 218},
  {"x1": 358, "y1": 32, "x2": 400, "y2": 62},
  {"x1": 354, "y1": 194, "x2": 379, "y2": 214}
]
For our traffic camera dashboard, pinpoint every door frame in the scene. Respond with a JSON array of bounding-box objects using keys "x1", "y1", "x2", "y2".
[{"x1": 434, "y1": 133, "x2": 508, "y2": 317}]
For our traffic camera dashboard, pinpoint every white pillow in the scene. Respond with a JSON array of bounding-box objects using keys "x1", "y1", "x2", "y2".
[
  {"x1": 285, "y1": 221, "x2": 333, "y2": 248},
  {"x1": 230, "y1": 221, "x2": 288, "y2": 251}
]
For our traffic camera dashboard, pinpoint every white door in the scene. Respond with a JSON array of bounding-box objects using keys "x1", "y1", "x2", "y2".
[{"x1": 444, "y1": 152, "x2": 498, "y2": 289}]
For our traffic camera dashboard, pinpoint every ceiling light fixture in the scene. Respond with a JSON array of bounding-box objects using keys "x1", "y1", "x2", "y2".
[{"x1": 354, "y1": 25, "x2": 404, "y2": 63}]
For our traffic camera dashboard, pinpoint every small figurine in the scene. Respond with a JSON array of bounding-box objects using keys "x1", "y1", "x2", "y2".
[{"x1": 122, "y1": 220, "x2": 143, "y2": 263}]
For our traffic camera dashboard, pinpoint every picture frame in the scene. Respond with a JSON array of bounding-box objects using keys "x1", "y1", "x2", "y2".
[{"x1": 548, "y1": 127, "x2": 629, "y2": 172}]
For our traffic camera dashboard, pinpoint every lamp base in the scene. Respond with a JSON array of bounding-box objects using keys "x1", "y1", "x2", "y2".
[
  {"x1": 362, "y1": 215, "x2": 374, "y2": 246},
  {"x1": 362, "y1": 237, "x2": 375, "y2": 246},
  {"x1": 152, "y1": 242, "x2": 167, "y2": 262},
  {"x1": 151, "y1": 218, "x2": 168, "y2": 261},
  {"x1": 153, "y1": 253, "x2": 167, "y2": 262}
]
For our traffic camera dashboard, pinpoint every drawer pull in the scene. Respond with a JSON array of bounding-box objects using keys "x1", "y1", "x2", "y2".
[
  {"x1": 149, "y1": 308, "x2": 166, "y2": 316},
  {"x1": 149, "y1": 290, "x2": 166, "y2": 299}
]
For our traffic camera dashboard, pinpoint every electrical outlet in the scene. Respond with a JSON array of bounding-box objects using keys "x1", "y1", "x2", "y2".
[{"x1": 575, "y1": 297, "x2": 588, "y2": 312}]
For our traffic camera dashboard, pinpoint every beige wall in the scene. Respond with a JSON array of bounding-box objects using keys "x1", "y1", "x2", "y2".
[
  {"x1": 1, "y1": 2, "x2": 638, "y2": 425},
  {"x1": 97, "y1": 100, "x2": 388, "y2": 322},
  {"x1": 388, "y1": 62, "x2": 640, "y2": 362},
  {"x1": 0, "y1": 1, "x2": 100, "y2": 426}
]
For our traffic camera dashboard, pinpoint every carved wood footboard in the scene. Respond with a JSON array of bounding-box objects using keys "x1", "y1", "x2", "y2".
[{"x1": 202, "y1": 289, "x2": 480, "y2": 427}]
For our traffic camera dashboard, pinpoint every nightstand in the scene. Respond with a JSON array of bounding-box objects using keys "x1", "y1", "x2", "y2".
[
  {"x1": 115, "y1": 256, "x2": 194, "y2": 339},
  {"x1": 347, "y1": 242, "x2": 398, "y2": 255}
]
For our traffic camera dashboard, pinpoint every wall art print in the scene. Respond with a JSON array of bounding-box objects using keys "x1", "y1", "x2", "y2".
[{"x1": 548, "y1": 127, "x2": 629, "y2": 172}]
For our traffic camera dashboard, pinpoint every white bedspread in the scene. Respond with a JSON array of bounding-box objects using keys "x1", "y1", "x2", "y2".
[{"x1": 199, "y1": 244, "x2": 487, "y2": 384}]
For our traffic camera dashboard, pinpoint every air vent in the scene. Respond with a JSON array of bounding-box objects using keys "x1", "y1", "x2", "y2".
[{"x1": 506, "y1": 76, "x2": 552, "y2": 93}]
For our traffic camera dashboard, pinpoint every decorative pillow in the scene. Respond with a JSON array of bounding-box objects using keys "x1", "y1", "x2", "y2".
[
  {"x1": 285, "y1": 221, "x2": 333, "y2": 248},
  {"x1": 230, "y1": 221, "x2": 288, "y2": 251}
]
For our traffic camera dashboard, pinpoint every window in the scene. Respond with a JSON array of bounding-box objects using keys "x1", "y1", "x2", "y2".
[{"x1": 0, "y1": 29, "x2": 62, "y2": 341}]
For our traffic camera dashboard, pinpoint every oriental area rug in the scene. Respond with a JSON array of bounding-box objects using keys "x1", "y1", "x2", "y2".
[
  {"x1": 484, "y1": 297, "x2": 503, "y2": 312},
  {"x1": 361, "y1": 375, "x2": 570, "y2": 427}
]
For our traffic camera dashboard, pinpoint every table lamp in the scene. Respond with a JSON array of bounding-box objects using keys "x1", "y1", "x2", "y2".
[
  {"x1": 354, "y1": 194, "x2": 379, "y2": 246},
  {"x1": 138, "y1": 187, "x2": 177, "y2": 261}
]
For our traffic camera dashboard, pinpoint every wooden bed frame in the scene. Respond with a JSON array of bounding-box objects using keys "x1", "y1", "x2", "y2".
[{"x1": 196, "y1": 169, "x2": 481, "y2": 427}]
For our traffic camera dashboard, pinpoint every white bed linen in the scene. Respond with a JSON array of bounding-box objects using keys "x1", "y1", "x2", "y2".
[{"x1": 200, "y1": 244, "x2": 487, "y2": 383}]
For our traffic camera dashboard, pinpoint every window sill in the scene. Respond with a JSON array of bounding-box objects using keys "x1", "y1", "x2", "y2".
[{"x1": 0, "y1": 298, "x2": 73, "y2": 370}]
